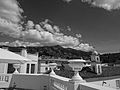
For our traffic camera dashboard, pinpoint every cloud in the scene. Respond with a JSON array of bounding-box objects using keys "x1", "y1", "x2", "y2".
[
  {"x1": 0, "y1": 40, "x2": 42, "y2": 47},
  {"x1": 0, "y1": 18, "x2": 94, "y2": 52},
  {"x1": 21, "y1": 20, "x2": 80, "y2": 47},
  {"x1": 43, "y1": 23, "x2": 54, "y2": 33},
  {"x1": 76, "y1": 34, "x2": 82, "y2": 38},
  {"x1": 0, "y1": 0, "x2": 94, "y2": 52},
  {"x1": 63, "y1": 0, "x2": 72, "y2": 3},
  {"x1": 0, "y1": 40, "x2": 94, "y2": 52},
  {"x1": 64, "y1": 0, "x2": 120, "y2": 10},
  {"x1": 84, "y1": 0, "x2": 120, "y2": 10},
  {"x1": 35, "y1": 24, "x2": 44, "y2": 32},
  {"x1": 73, "y1": 43, "x2": 94, "y2": 52},
  {"x1": 0, "y1": 18, "x2": 22, "y2": 38},
  {"x1": 53, "y1": 25, "x2": 60, "y2": 33},
  {"x1": 67, "y1": 26, "x2": 71, "y2": 31},
  {"x1": 26, "y1": 20, "x2": 34, "y2": 29},
  {"x1": 0, "y1": 0, "x2": 23, "y2": 38},
  {"x1": 0, "y1": 0, "x2": 23, "y2": 22}
]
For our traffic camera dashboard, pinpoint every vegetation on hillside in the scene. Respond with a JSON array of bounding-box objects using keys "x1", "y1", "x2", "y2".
[
  {"x1": 100, "y1": 53, "x2": 120, "y2": 64},
  {"x1": 7, "y1": 45, "x2": 92, "y2": 59}
]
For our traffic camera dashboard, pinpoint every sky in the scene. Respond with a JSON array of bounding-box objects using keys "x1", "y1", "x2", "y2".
[{"x1": 0, "y1": 0, "x2": 120, "y2": 53}]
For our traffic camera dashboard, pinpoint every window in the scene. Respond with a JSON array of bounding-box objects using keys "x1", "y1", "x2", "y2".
[
  {"x1": 7, "y1": 64, "x2": 15, "y2": 74},
  {"x1": 93, "y1": 66, "x2": 96, "y2": 72},
  {"x1": 98, "y1": 65, "x2": 101, "y2": 74},
  {"x1": 26, "y1": 64, "x2": 30, "y2": 73},
  {"x1": 31, "y1": 64, "x2": 35, "y2": 74}
]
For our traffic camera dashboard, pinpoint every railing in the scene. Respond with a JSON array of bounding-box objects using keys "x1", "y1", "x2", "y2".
[
  {"x1": 0, "y1": 73, "x2": 117, "y2": 90},
  {"x1": 49, "y1": 74, "x2": 73, "y2": 90},
  {"x1": 9, "y1": 74, "x2": 49, "y2": 90},
  {"x1": 0, "y1": 73, "x2": 12, "y2": 89},
  {"x1": 49, "y1": 74, "x2": 116, "y2": 90}
]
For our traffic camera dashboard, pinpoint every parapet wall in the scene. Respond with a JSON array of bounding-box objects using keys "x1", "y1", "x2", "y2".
[
  {"x1": 9, "y1": 74, "x2": 49, "y2": 90},
  {"x1": 6, "y1": 74, "x2": 116, "y2": 90},
  {"x1": 49, "y1": 74, "x2": 74, "y2": 90},
  {"x1": 9, "y1": 74, "x2": 74, "y2": 90}
]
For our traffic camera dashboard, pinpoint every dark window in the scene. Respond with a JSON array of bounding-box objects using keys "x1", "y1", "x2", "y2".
[
  {"x1": 31, "y1": 64, "x2": 35, "y2": 74},
  {"x1": 7, "y1": 64, "x2": 15, "y2": 74},
  {"x1": 93, "y1": 66, "x2": 96, "y2": 72},
  {"x1": 26, "y1": 64, "x2": 30, "y2": 73},
  {"x1": 98, "y1": 65, "x2": 101, "y2": 74}
]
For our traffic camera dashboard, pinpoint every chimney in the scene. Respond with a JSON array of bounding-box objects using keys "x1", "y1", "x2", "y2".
[{"x1": 21, "y1": 46, "x2": 27, "y2": 58}]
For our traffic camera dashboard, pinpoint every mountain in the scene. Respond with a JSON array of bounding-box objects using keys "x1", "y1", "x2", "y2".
[
  {"x1": 36, "y1": 45, "x2": 92, "y2": 59},
  {"x1": 100, "y1": 53, "x2": 120, "y2": 63}
]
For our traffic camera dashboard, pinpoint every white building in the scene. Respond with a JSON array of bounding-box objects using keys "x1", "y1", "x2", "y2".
[
  {"x1": 0, "y1": 46, "x2": 38, "y2": 74},
  {"x1": 19, "y1": 46, "x2": 38, "y2": 74}
]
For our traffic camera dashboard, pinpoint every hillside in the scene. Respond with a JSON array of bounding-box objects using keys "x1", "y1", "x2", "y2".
[
  {"x1": 100, "y1": 53, "x2": 120, "y2": 63},
  {"x1": 36, "y1": 45, "x2": 92, "y2": 59}
]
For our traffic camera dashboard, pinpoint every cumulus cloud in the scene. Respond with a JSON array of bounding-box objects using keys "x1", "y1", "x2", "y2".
[
  {"x1": 20, "y1": 19, "x2": 80, "y2": 47},
  {"x1": 76, "y1": 34, "x2": 82, "y2": 38},
  {"x1": 0, "y1": 0, "x2": 94, "y2": 52},
  {"x1": 53, "y1": 25, "x2": 60, "y2": 33},
  {"x1": 26, "y1": 20, "x2": 34, "y2": 29},
  {"x1": 67, "y1": 26, "x2": 71, "y2": 31},
  {"x1": 64, "y1": 0, "x2": 120, "y2": 10},
  {"x1": 0, "y1": 40, "x2": 42, "y2": 47},
  {"x1": 83, "y1": 0, "x2": 120, "y2": 10},
  {"x1": 0, "y1": 18, "x2": 22, "y2": 38},
  {"x1": 0, "y1": 0, "x2": 23, "y2": 38},
  {"x1": 0, "y1": 40, "x2": 94, "y2": 52},
  {"x1": 43, "y1": 23, "x2": 54, "y2": 33},
  {"x1": 0, "y1": 0, "x2": 23, "y2": 22},
  {"x1": 63, "y1": 0, "x2": 72, "y2": 3},
  {"x1": 35, "y1": 24, "x2": 44, "y2": 32},
  {"x1": 73, "y1": 43, "x2": 94, "y2": 52},
  {"x1": 0, "y1": 18, "x2": 94, "y2": 51}
]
